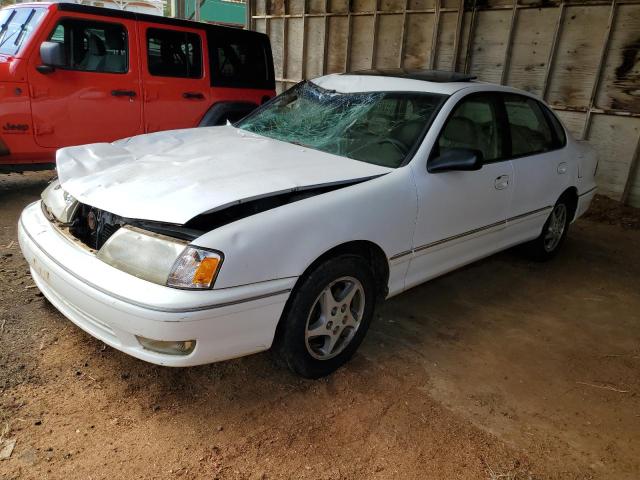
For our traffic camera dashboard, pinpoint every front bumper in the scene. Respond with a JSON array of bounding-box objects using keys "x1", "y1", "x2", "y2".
[{"x1": 18, "y1": 201, "x2": 294, "y2": 366}]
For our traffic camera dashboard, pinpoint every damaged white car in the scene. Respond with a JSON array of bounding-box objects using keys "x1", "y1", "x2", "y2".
[{"x1": 19, "y1": 70, "x2": 597, "y2": 378}]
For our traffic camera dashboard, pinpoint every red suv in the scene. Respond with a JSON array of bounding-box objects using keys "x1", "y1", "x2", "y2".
[{"x1": 0, "y1": 2, "x2": 275, "y2": 171}]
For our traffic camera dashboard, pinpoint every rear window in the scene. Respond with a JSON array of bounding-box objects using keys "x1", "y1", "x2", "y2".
[
  {"x1": 147, "y1": 28, "x2": 202, "y2": 78},
  {"x1": 207, "y1": 29, "x2": 274, "y2": 90},
  {"x1": 0, "y1": 7, "x2": 46, "y2": 56}
]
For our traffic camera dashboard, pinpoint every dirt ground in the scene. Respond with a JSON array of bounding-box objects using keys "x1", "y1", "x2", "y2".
[{"x1": 1, "y1": 171, "x2": 639, "y2": 480}]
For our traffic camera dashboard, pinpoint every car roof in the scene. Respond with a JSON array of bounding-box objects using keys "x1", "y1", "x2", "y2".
[{"x1": 312, "y1": 70, "x2": 491, "y2": 96}]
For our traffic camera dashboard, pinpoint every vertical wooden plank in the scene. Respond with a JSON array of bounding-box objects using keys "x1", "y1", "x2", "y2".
[
  {"x1": 587, "y1": 114, "x2": 640, "y2": 201},
  {"x1": 546, "y1": 4, "x2": 610, "y2": 110},
  {"x1": 506, "y1": 7, "x2": 557, "y2": 95},
  {"x1": 402, "y1": 13, "x2": 434, "y2": 68},
  {"x1": 595, "y1": 3, "x2": 640, "y2": 113},
  {"x1": 350, "y1": 14, "x2": 375, "y2": 70},
  {"x1": 286, "y1": 17, "x2": 305, "y2": 80},
  {"x1": 345, "y1": 4, "x2": 354, "y2": 71},
  {"x1": 327, "y1": 15, "x2": 349, "y2": 73},
  {"x1": 468, "y1": 9, "x2": 511, "y2": 83},
  {"x1": 434, "y1": 11, "x2": 459, "y2": 70},
  {"x1": 305, "y1": 16, "x2": 326, "y2": 78},
  {"x1": 322, "y1": 0, "x2": 330, "y2": 74},
  {"x1": 375, "y1": 14, "x2": 405, "y2": 68}
]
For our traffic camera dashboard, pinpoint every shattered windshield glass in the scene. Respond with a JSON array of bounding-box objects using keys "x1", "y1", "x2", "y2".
[{"x1": 237, "y1": 81, "x2": 445, "y2": 168}]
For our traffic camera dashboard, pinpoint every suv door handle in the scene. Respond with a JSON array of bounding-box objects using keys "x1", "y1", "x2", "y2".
[
  {"x1": 182, "y1": 92, "x2": 205, "y2": 100},
  {"x1": 111, "y1": 89, "x2": 136, "y2": 98},
  {"x1": 494, "y1": 175, "x2": 509, "y2": 190}
]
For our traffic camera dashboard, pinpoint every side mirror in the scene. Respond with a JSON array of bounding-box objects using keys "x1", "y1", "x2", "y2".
[
  {"x1": 37, "y1": 42, "x2": 66, "y2": 73},
  {"x1": 427, "y1": 148, "x2": 483, "y2": 173}
]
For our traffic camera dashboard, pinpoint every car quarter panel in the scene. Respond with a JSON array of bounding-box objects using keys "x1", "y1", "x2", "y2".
[{"x1": 192, "y1": 168, "x2": 418, "y2": 297}]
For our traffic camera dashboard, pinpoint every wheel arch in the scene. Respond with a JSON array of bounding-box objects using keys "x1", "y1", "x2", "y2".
[
  {"x1": 272, "y1": 240, "x2": 390, "y2": 345},
  {"x1": 559, "y1": 186, "x2": 579, "y2": 221}
]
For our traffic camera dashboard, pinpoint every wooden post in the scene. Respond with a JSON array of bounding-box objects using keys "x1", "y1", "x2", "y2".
[
  {"x1": 463, "y1": 0, "x2": 478, "y2": 74},
  {"x1": 429, "y1": 0, "x2": 441, "y2": 69},
  {"x1": 500, "y1": 0, "x2": 519, "y2": 85},
  {"x1": 541, "y1": 1, "x2": 565, "y2": 101},
  {"x1": 451, "y1": 0, "x2": 465, "y2": 71},
  {"x1": 581, "y1": 0, "x2": 617, "y2": 140},
  {"x1": 371, "y1": 0, "x2": 381, "y2": 69}
]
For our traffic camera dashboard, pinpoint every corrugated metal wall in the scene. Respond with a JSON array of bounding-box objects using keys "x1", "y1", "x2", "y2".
[{"x1": 249, "y1": 0, "x2": 640, "y2": 207}]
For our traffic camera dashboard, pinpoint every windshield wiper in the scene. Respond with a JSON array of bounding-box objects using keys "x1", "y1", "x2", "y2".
[
  {"x1": 0, "y1": 9, "x2": 35, "y2": 51},
  {"x1": 0, "y1": 10, "x2": 17, "y2": 44}
]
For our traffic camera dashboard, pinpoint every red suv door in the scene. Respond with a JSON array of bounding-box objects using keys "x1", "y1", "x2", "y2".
[
  {"x1": 140, "y1": 23, "x2": 210, "y2": 133},
  {"x1": 28, "y1": 13, "x2": 142, "y2": 148}
]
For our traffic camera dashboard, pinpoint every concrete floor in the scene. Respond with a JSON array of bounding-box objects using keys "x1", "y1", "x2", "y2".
[{"x1": 1, "y1": 171, "x2": 639, "y2": 479}]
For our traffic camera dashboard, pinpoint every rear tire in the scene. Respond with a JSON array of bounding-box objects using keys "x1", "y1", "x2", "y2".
[
  {"x1": 524, "y1": 197, "x2": 572, "y2": 261},
  {"x1": 274, "y1": 254, "x2": 377, "y2": 378}
]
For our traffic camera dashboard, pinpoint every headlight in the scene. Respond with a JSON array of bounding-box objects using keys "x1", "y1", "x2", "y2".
[
  {"x1": 97, "y1": 227, "x2": 223, "y2": 289},
  {"x1": 41, "y1": 179, "x2": 79, "y2": 224}
]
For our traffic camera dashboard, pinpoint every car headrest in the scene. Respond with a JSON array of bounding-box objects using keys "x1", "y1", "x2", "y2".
[
  {"x1": 87, "y1": 33, "x2": 106, "y2": 56},
  {"x1": 104, "y1": 28, "x2": 124, "y2": 51},
  {"x1": 391, "y1": 120, "x2": 425, "y2": 147}
]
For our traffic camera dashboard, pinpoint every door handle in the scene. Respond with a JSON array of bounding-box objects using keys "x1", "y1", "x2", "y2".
[
  {"x1": 111, "y1": 89, "x2": 136, "y2": 98},
  {"x1": 182, "y1": 92, "x2": 205, "y2": 100},
  {"x1": 494, "y1": 175, "x2": 509, "y2": 190},
  {"x1": 557, "y1": 162, "x2": 568, "y2": 174}
]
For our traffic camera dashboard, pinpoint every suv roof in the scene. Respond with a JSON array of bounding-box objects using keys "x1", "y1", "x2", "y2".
[{"x1": 13, "y1": 2, "x2": 262, "y2": 38}]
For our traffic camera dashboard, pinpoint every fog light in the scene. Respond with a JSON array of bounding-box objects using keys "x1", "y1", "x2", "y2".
[{"x1": 136, "y1": 336, "x2": 196, "y2": 356}]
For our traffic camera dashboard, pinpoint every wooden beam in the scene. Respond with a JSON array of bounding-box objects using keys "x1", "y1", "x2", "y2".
[
  {"x1": 398, "y1": 0, "x2": 409, "y2": 68},
  {"x1": 463, "y1": 0, "x2": 478, "y2": 74},
  {"x1": 451, "y1": 0, "x2": 465, "y2": 71},
  {"x1": 345, "y1": 1, "x2": 353, "y2": 72},
  {"x1": 429, "y1": 0, "x2": 441, "y2": 69},
  {"x1": 371, "y1": 0, "x2": 380, "y2": 69},
  {"x1": 500, "y1": 0, "x2": 519, "y2": 85},
  {"x1": 621, "y1": 136, "x2": 640, "y2": 205},
  {"x1": 581, "y1": 0, "x2": 618, "y2": 140},
  {"x1": 322, "y1": 0, "x2": 330, "y2": 74},
  {"x1": 541, "y1": 0, "x2": 565, "y2": 101}
]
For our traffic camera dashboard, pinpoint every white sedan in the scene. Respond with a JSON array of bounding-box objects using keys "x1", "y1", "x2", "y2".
[{"x1": 18, "y1": 70, "x2": 597, "y2": 378}]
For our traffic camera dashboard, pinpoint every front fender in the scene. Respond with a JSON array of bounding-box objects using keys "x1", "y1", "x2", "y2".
[{"x1": 193, "y1": 167, "x2": 417, "y2": 292}]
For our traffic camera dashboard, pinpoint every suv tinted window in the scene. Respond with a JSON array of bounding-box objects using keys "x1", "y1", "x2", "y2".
[
  {"x1": 504, "y1": 94, "x2": 556, "y2": 157},
  {"x1": 47, "y1": 19, "x2": 127, "y2": 73},
  {"x1": 147, "y1": 28, "x2": 202, "y2": 78},
  {"x1": 437, "y1": 94, "x2": 503, "y2": 163},
  {"x1": 207, "y1": 30, "x2": 273, "y2": 89}
]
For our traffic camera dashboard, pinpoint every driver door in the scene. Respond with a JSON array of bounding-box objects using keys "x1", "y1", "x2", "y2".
[{"x1": 405, "y1": 92, "x2": 514, "y2": 289}]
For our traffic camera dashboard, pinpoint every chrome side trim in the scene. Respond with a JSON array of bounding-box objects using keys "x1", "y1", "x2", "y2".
[
  {"x1": 390, "y1": 205, "x2": 553, "y2": 260},
  {"x1": 21, "y1": 217, "x2": 291, "y2": 314}
]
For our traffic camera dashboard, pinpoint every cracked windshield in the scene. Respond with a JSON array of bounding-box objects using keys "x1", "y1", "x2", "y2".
[{"x1": 237, "y1": 81, "x2": 444, "y2": 168}]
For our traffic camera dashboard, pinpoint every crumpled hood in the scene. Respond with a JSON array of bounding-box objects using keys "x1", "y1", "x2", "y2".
[{"x1": 57, "y1": 125, "x2": 391, "y2": 224}]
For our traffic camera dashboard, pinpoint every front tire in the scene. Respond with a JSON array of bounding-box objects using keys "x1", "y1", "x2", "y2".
[
  {"x1": 274, "y1": 255, "x2": 377, "y2": 378},
  {"x1": 524, "y1": 197, "x2": 572, "y2": 261}
]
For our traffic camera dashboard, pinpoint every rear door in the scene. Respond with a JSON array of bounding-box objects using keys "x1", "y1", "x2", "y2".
[
  {"x1": 28, "y1": 14, "x2": 142, "y2": 148},
  {"x1": 501, "y1": 93, "x2": 572, "y2": 244},
  {"x1": 140, "y1": 23, "x2": 210, "y2": 132}
]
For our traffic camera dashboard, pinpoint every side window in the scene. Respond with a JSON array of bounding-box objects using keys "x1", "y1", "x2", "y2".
[
  {"x1": 47, "y1": 20, "x2": 127, "y2": 74},
  {"x1": 208, "y1": 31, "x2": 272, "y2": 89},
  {"x1": 437, "y1": 95, "x2": 502, "y2": 163},
  {"x1": 504, "y1": 94, "x2": 556, "y2": 157},
  {"x1": 147, "y1": 28, "x2": 202, "y2": 78}
]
